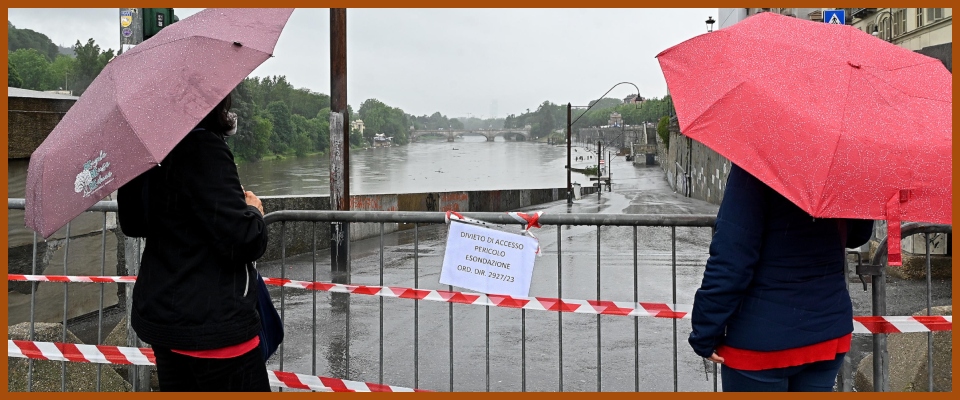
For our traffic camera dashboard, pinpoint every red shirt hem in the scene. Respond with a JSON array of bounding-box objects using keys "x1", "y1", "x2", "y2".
[
  {"x1": 171, "y1": 336, "x2": 260, "y2": 359},
  {"x1": 716, "y1": 333, "x2": 851, "y2": 370}
]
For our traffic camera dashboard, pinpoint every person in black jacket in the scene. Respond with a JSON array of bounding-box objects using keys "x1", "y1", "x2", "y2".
[
  {"x1": 689, "y1": 163, "x2": 873, "y2": 391},
  {"x1": 118, "y1": 92, "x2": 270, "y2": 391}
]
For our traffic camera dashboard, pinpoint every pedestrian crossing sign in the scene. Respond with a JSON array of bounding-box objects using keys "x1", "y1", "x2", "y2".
[{"x1": 824, "y1": 10, "x2": 845, "y2": 25}]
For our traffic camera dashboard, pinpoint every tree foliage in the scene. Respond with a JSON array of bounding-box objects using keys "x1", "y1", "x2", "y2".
[
  {"x1": 657, "y1": 116, "x2": 671, "y2": 149},
  {"x1": 71, "y1": 38, "x2": 114, "y2": 95},
  {"x1": 8, "y1": 22, "x2": 59, "y2": 61},
  {"x1": 8, "y1": 59, "x2": 22, "y2": 87},
  {"x1": 8, "y1": 48, "x2": 50, "y2": 90},
  {"x1": 359, "y1": 98, "x2": 410, "y2": 145}
]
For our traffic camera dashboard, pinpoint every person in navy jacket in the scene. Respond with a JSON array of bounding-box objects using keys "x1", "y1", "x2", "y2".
[{"x1": 689, "y1": 163, "x2": 873, "y2": 392}]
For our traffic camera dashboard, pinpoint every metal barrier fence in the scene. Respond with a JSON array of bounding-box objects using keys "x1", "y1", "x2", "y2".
[{"x1": 6, "y1": 198, "x2": 951, "y2": 392}]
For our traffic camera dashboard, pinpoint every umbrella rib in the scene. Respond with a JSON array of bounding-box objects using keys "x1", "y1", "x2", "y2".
[{"x1": 122, "y1": 35, "x2": 273, "y2": 61}]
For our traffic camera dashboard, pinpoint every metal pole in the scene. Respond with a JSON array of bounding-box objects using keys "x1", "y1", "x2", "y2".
[
  {"x1": 872, "y1": 265, "x2": 888, "y2": 391},
  {"x1": 567, "y1": 103, "x2": 572, "y2": 204},
  {"x1": 597, "y1": 141, "x2": 602, "y2": 200},
  {"x1": 925, "y1": 233, "x2": 933, "y2": 392},
  {"x1": 329, "y1": 8, "x2": 351, "y2": 286}
]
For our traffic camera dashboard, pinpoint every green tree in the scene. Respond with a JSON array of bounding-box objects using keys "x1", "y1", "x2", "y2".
[
  {"x1": 8, "y1": 48, "x2": 51, "y2": 90},
  {"x1": 657, "y1": 116, "x2": 671, "y2": 149},
  {"x1": 71, "y1": 38, "x2": 114, "y2": 95},
  {"x1": 8, "y1": 22, "x2": 59, "y2": 61},
  {"x1": 289, "y1": 89, "x2": 330, "y2": 119},
  {"x1": 44, "y1": 54, "x2": 76, "y2": 91},
  {"x1": 266, "y1": 100, "x2": 294, "y2": 154},
  {"x1": 316, "y1": 107, "x2": 331, "y2": 151},
  {"x1": 8, "y1": 59, "x2": 22, "y2": 87},
  {"x1": 290, "y1": 114, "x2": 317, "y2": 157}
]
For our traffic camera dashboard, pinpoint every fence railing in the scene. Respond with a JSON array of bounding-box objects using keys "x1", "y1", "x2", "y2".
[{"x1": 6, "y1": 198, "x2": 951, "y2": 392}]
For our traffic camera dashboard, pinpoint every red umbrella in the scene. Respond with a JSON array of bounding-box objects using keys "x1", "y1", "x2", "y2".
[
  {"x1": 656, "y1": 12, "x2": 951, "y2": 266},
  {"x1": 25, "y1": 8, "x2": 294, "y2": 238}
]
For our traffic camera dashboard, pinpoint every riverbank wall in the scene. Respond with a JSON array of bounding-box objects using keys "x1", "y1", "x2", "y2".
[{"x1": 258, "y1": 187, "x2": 589, "y2": 262}]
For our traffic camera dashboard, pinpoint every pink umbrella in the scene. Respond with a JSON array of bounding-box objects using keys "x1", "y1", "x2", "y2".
[
  {"x1": 656, "y1": 12, "x2": 952, "y2": 265},
  {"x1": 25, "y1": 8, "x2": 294, "y2": 238}
]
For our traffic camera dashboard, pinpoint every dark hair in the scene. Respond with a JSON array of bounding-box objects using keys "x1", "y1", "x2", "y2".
[{"x1": 196, "y1": 92, "x2": 234, "y2": 133}]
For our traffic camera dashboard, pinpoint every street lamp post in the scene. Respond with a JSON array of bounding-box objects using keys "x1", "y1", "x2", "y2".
[
  {"x1": 566, "y1": 82, "x2": 641, "y2": 204},
  {"x1": 706, "y1": 16, "x2": 716, "y2": 32},
  {"x1": 871, "y1": 9, "x2": 893, "y2": 42},
  {"x1": 566, "y1": 103, "x2": 572, "y2": 204}
]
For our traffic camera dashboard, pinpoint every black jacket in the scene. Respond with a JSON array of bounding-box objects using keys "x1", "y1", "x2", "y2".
[{"x1": 118, "y1": 129, "x2": 268, "y2": 350}]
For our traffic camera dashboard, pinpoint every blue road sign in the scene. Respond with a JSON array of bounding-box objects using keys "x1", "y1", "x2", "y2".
[{"x1": 824, "y1": 10, "x2": 845, "y2": 25}]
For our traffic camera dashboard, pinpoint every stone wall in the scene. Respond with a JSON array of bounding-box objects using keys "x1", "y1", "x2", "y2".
[
  {"x1": 8, "y1": 94, "x2": 76, "y2": 159},
  {"x1": 658, "y1": 117, "x2": 731, "y2": 205}
]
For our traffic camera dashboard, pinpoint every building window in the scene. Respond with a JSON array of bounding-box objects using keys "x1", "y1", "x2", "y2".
[
  {"x1": 927, "y1": 8, "x2": 944, "y2": 22},
  {"x1": 916, "y1": 8, "x2": 924, "y2": 27},
  {"x1": 892, "y1": 8, "x2": 907, "y2": 37}
]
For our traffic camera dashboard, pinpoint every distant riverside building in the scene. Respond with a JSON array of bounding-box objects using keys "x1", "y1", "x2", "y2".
[
  {"x1": 351, "y1": 119, "x2": 365, "y2": 135},
  {"x1": 623, "y1": 94, "x2": 645, "y2": 104},
  {"x1": 608, "y1": 112, "x2": 623, "y2": 127}
]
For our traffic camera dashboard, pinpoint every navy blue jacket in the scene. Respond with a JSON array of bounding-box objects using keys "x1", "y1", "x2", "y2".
[{"x1": 688, "y1": 164, "x2": 873, "y2": 358}]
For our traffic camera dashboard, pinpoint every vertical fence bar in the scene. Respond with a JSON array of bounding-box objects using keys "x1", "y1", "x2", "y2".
[
  {"x1": 925, "y1": 233, "x2": 933, "y2": 392},
  {"x1": 485, "y1": 300, "x2": 490, "y2": 392},
  {"x1": 28, "y1": 232, "x2": 38, "y2": 392},
  {"x1": 872, "y1": 265, "x2": 888, "y2": 391},
  {"x1": 127, "y1": 237, "x2": 148, "y2": 391},
  {"x1": 279, "y1": 222, "x2": 286, "y2": 389},
  {"x1": 379, "y1": 223, "x2": 385, "y2": 385},
  {"x1": 633, "y1": 226, "x2": 639, "y2": 392},
  {"x1": 414, "y1": 223, "x2": 420, "y2": 389},
  {"x1": 711, "y1": 225, "x2": 718, "y2": 391},
  {"x1": 447, "y1": 285, "x2": 453, "y2": 392},
  {"x1": 671, "y1": 226, "x2": 678, "y2": 392},
  {"x1": 96, "y1": 214, "x2": 107, "y2": 391},
  {"x1": 449, "y1": 283, "x2": 454, "y2": 392},
  {"x1": 521, "y1": 308, "x2": 526, "y2": 392},
  {"x1": 61, "y1": 223, "x2": 71, "y2": 392},
  {"x1": 312, "y1": 222, "x2": 318, "y2": 376},
  {"x1": 557, "y1": 224, "x2": 564, "y2": 392},
  {"x1": 596, "y1": 225, "x2": 601, "y2": 392}
]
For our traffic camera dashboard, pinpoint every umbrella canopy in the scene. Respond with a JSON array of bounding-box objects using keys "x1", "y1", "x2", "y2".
[
  {"x1": 656, "y1": 12, "x2": 952, "y2": 265},
  {"x1": 25, "y1": 8, "x2": 294, "y2": 238}
]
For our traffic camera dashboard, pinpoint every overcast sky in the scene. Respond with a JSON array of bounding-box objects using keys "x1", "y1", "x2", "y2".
[{"x1": 8, "y1": 8, "x2": 716, "y2": 118}]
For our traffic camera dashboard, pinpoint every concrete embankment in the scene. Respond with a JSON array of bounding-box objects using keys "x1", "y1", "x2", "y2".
[{"x1": 258, "y1": 186, "x2": 596, "y2": 262}]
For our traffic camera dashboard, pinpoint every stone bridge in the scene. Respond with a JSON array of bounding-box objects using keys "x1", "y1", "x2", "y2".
[{"x1": 410, "y1": 127, "x2": 532, "y2": 142}]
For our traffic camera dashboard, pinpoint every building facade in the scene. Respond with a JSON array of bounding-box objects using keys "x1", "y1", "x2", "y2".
[{"x1": 849, "y1": 8, "x2": 952, "y2": 54}]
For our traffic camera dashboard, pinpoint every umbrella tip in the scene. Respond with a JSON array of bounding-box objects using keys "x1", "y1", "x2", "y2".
[
  {"x1": 233, "y1": 41, "x2": 243, "y2": 47},
  {"x1": 847, "y1": 61, "x2": 861, "y2": 69}
]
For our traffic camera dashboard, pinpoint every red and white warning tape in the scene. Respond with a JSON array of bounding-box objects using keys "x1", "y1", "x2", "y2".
[
  {"x1": 267, "y1": 277, "x2": 692, "y2": 319},
  {"x1": 8, "y1": 275, "x2": 952, "y2": 333},
  {"x1": 852, "y1": 316, "x2": 953, "y2": 334},
  {"x1": 8, "y1": 340, "x2": 425, "y2": 392},
  {"x1": 8, "y1": 274, "x2": 136, "y2": 283},
  {"x1": 446, "y1": 210, "x2": 543, "y2": 255}
]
